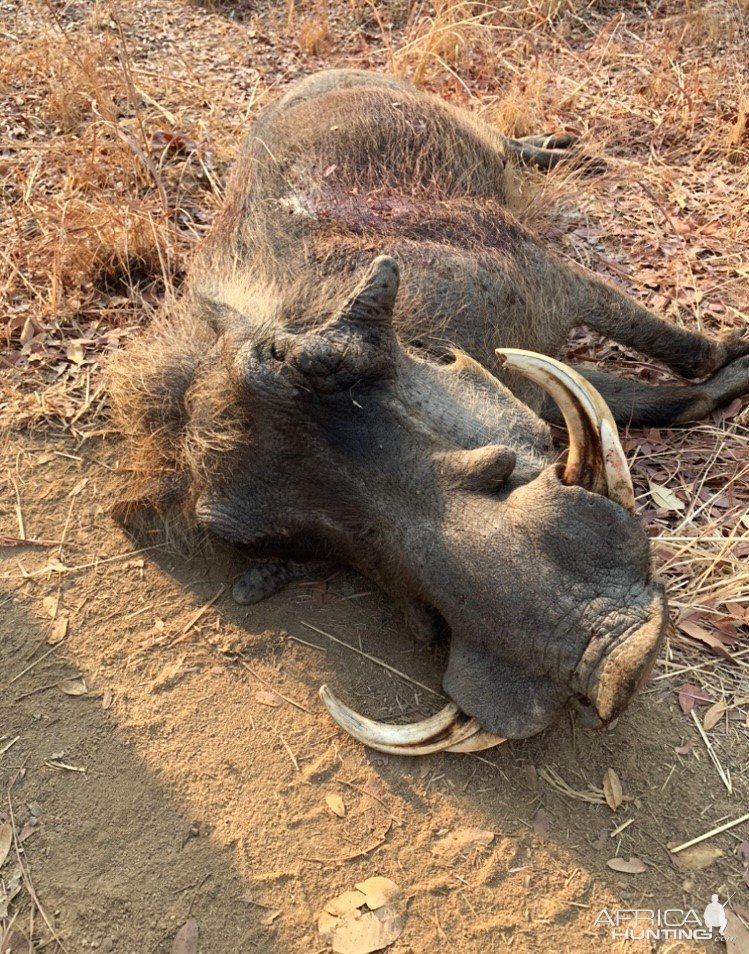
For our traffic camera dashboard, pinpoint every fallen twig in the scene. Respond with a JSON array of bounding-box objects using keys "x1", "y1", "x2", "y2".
[
  {"x1": 0, "y1": 736, "x2": 20, "y2": 757},
  {"x1": 671, "y1": 811, "x2": 749, "y2": 854},
  {"x1": 690, "y1": 708, "x2": 732, "y2": 794},
  {"x1": 8, "y1": 767, "x2": 68, "y2": 951},
  {"x1": 6, "y1": 646, "x2": 58, "y2": 687},
  {"x1": 299, "y1": 620, "x2": 446, "y2": 699}
]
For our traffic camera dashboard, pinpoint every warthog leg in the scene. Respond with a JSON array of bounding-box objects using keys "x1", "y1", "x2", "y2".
[
  {"x1": 514, "y1": 133, "x2": 578, "y2": 150},
  {"x1": 504, "y1": 134, "x2": 606, "y2": 174},
  {"x1": 544, "y1": 355, "x2": 749, "y2": 428}
]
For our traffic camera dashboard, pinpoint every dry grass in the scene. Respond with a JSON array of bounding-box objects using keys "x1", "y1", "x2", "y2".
[{"x1": 1, "y1": 0, "x2": 748, "y2": 724}]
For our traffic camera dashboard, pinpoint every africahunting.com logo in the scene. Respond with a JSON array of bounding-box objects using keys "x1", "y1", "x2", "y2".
[{"x1": 594, "y1": 895, "x2": 729, "y2": 941}]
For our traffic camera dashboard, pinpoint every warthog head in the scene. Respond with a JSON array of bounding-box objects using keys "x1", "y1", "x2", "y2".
[{"x1": 192, "y1": 255, "x2": 667, "y2": 753}]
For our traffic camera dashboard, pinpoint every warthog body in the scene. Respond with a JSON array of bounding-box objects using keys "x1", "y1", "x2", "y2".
[{"x1": 110, "y1": 70, "x2": 749, "y2": 744}]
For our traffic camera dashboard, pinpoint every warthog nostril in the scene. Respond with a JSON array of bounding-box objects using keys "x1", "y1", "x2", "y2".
[{"x1": 571, "y1": 693, "x2": 604, "y2": 729}]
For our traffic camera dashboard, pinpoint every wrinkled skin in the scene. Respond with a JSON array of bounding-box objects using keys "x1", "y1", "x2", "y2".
[
  {"x1": 109, "y1": 69, "x2": 749, "y2": 740},
  {"x1": 192, "y1": 256, "x2": 667, "y2": 739}
]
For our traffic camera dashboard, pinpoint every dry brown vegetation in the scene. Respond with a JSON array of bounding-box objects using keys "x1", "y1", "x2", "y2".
[{"x1": 1, "y1": 0, "x2": 749, "y2": 951}]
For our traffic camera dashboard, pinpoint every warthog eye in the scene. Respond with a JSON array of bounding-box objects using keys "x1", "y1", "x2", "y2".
[{"x1": 270, "y1": 341, "x2": 286, "y2": 362}]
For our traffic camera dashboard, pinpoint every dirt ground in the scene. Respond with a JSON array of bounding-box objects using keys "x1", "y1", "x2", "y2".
[
  {"x1": 2, "y1": 0, "x2": 749, "y2": 951},
  {"x1": 1, "y1": 430, "x2": 747, "y2": 954}
]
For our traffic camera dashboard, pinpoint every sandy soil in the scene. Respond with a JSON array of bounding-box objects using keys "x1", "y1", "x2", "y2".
[{"x1": 1, "y1": 432, "x2": 747, "y2": 952}]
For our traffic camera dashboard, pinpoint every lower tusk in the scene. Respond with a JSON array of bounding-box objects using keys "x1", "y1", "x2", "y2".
[
  {"x1": 319, "y1": 685, "x2": 496, "y2": 755},
  {"x1": 445, "y1": 730, "x2": 506, "y2": 752},
  {"x1": 496, "y1": 349, "x2": 634, "y2": 511},
  {"x1": 319, "y1": 685, "x2": 461, "y2": 744}
]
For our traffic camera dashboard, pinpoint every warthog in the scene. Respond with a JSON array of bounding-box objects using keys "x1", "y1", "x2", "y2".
[{"x1": 110, "y1": 70, "x2": 749, "y2": 754}]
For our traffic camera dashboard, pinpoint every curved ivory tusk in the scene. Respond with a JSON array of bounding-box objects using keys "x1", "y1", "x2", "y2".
[
  {"x1": 319, "y1": 685, "x2": 461, "y2": 744},
  {"x1": 445, "y1": 730, "x2": 506, "y2": 753},
  {"x1": 319, "y1": 685, "x2": 503, "y2": 755},
  {"x1": 495, "y1": 349, "x2": 634, "y2": 512}
]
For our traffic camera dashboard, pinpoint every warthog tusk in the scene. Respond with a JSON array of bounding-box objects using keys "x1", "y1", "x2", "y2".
[
  {"x1": 445, "y1": 729, "x2": 508, "y2": 752},
  {"x1": 495, "y1": 349, "x2": 635, "y2": 512},
  {"x1": 319, "y1": 685, "x2": 505, "y2": 755}
]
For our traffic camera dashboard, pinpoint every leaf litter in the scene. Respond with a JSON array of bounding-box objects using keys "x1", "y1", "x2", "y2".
[
  {"x1": 606, "y1": 857, "x2": 647, "y2": 874},
  {"x1": 318, "y1": 876, "x2": 405, "y2": 954},
  {"x1": 676, "y1": 683, "x2": 713, "y2": 714},
  {"x1": 0, "y1": 820, "x2": 12, "y2": 868},
  {"x1": 58, "y1": 677, "x2": 87, "y2": 696},
  {"x1": 672, "y1": 844, "x2": 724, "y2": 871},
  {"x1": 171, "y1": 917, "x2": 198, "y2": 954},
  {"x1": 325, "y1": 793, "x2": 347, "y2": 818},
  {"x1": 602, "y1": 768, "x2": 624, "y2": 811}
]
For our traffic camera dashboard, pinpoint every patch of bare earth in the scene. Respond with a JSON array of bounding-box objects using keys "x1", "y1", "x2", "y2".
[{"x1": 1, "y1": 1, "x2": 748, "y2": 951}]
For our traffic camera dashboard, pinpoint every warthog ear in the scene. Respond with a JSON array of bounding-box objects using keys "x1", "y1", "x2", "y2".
[{"x1": 339, "y1": 255, "x2": 399, "y2": 326}]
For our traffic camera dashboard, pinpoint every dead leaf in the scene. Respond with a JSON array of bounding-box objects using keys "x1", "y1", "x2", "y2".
[
  {"x1": 18, "y1": 821, "x2": 36, "y2": 844},
  {"x1": 325, "y1": 793, "x2": 346, "y2": 818},
  {"x1": 171, "y1": 917, "x2": 198, "y2": 954},
  {"x1": 725, "y1": 601, "x2": 745, "y2": 620},
  {"x1": 42, "y1": 594, "x2": 58, "y2": 619},
  {"x1": 255, "y1": 690, "x2": 282, "y2": 707},
  {"x1": 674, "y1": 844, "x2": 723, "y2": 870},
  {"x1": 0, "y1": 864, "x2": 22, "y2": 917},
  {"x1": 68, "y1": 477, "x2": 88, "y2": 497},
  {"x1": 49, "y1": 616, "x2": 68, "y2": 645},
  {"x1": 102, "y1": 689, "x2": 115, "y2": 710},
  {"x1": 325, "y1": 890, "x2": 367, "y2": 917},
  {"x1": 678, "y1": 621, "x2": 733, "y2": 659},
  {"x1": 150, "y1": 129, "x2": 198, "y2": 156},
  {"x1": 432, "y1": 828, "x2": 494, "y2": 858},
  {"x1": 29, "y1": 559, "x2": 67, "y2": 576},
  {"x1": 674, "y1": 743, "x2": 692, "y2": 756},
  {"x1": 330, "y1": 906, "x2": 405, "y2": 954},
  {"x1": 648, "y1": 481, "x2": 685, "y2": 512},
  {"x1": 606, "y1": 857, "x2": 647, "y2": 874},
  {"x1": 354, "y1": 877, "x2": 401, "y2": 910},
  {"x1": 532, "y1": 808, "x2": 550, "y2": 842},
  {"x1": 676, "y1": 683, "x2": 712, "y2": 714},
  {"x1": 720, "y1": 398, "x2": 744, "y2": 420},
  {"x1": 602, "y1": 768, "x2": 623, "y2": 810},
  {"x1": 726, "y1": 910, "x2": 749, "y2": 954},
  {"x1": 318, "y1": 878, "x2": 405, "y2": 954},
  {"x1": 260, "y1": 910, "x2": 281, "y2": 926},
  {"x1": 65, "y1": 341, "x2": 85, "y2": 365},
  {"x1": 59, "y1": 677, "x2": 87, "y2": 697},
  {"x1": 702, "y1": 701, "x2": 727, "y2": 731},
  {"x1": 0, "y1": 821, "x2": 12, "y2": 867}
]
